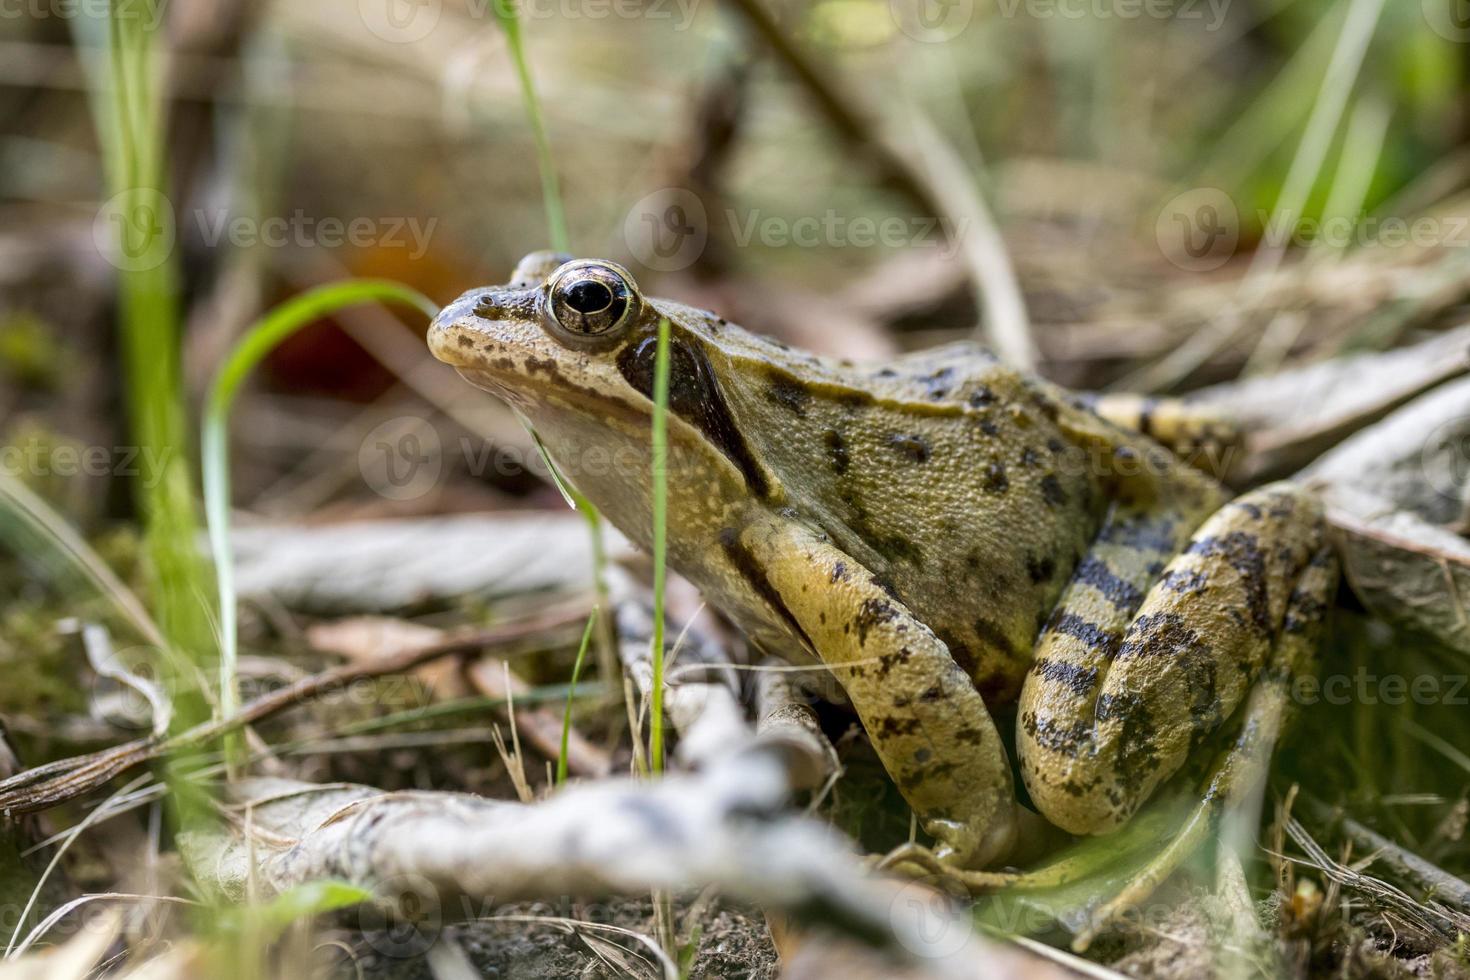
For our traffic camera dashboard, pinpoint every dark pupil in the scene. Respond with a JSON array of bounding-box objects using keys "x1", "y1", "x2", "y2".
[{"x1": 565, "y1": 279, "x2": 613, "y2": 315}]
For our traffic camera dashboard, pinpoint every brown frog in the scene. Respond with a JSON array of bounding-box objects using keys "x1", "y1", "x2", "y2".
[{"x1": 428, "y1": 252, "x2": 1336, "y2": 904}]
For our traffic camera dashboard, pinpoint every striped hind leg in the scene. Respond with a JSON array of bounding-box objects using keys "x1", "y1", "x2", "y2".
[
  {"x1": 1018, "y1": 482, "x2": 1329, "y2": 836},
  {"x1": 1071, "y1": 543, "x2": 1337, "y2": 950}
]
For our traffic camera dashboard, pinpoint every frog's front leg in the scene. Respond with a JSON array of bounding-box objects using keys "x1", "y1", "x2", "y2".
[
  {"x1": 1018, "y1": 481, "x2": 1329, "y2": 834},
  {"x1": 731, "y1": 516, "x2": 1020, "y2": 868}
]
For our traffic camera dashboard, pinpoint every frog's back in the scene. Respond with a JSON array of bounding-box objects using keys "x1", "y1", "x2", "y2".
[{"x1": 712, "y1": 335, "x2": 1109, "y2": 701}]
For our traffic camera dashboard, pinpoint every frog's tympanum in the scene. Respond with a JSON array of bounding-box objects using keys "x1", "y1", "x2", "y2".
[{"x1": 430, "y1": 252, "x2": 1337, "y2": 884}]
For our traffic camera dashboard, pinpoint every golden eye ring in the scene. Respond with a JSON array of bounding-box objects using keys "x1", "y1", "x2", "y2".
[{"x1": 542, "y1": 260, "x2": 641, "y2": 348}]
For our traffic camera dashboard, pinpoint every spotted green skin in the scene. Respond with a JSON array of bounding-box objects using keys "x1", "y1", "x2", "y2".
[{"x1": 430, "y1": 252, "x2": 1331, "y2": 868}]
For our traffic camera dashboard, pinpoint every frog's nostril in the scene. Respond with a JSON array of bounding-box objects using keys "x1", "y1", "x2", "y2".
[{"x1": 473, "y1": 292, "x2": 500, "y2": 318}]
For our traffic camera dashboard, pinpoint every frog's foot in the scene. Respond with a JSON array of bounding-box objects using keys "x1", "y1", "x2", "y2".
[
  {"x1": 877, "y1": 840, "x2": 1101, "y2": 894},
  {"x1": 876, "y1": 843, "x2": 1020, "y2": 891}
]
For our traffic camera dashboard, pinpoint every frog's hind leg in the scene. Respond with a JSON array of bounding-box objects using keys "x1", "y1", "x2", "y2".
[
  {"x1": 1072, "y1": 543, "x2": 1337, "y2": 950},
  {"x1": 1018, "y1": 482, "x2": 1326, "y2": 834},
  {"x1": 1083, "y1": 393, "x2": 1241, "y2": 476},
  {"x1": 1015, "y1": 482, "x2": 1334, "y2": 942}
]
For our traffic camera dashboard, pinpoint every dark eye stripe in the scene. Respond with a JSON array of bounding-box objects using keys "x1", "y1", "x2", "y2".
[{"x1": 616, "y1": 333, "x2": 770, "y2": 498}]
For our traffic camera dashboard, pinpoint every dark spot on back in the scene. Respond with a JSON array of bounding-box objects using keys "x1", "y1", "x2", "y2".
[
  {"x1": 1040, "y1": 474, "x2": 1068, "y2": 508},
  {"x1": 973, "y1": 617, "x2": 1021, "y2": 663},
  {"x1": 765, "y1": 373, "x2": 812, "y2": 417},
  {"x1": 1026, "y1": 554, "x2": 1056, "y2": 585},
  {"x1": 888, "y1": 433, "x2": 931, "y2": 464},
  {"x1": 983, "y1": 462, "x2": 1009, "y2": 494},
  {"x1": 824, "y1": 430, "x2": 850, "y2": 475}
]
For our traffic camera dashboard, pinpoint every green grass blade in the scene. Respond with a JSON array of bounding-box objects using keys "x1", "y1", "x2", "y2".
[
  {"x1": 490, "y1": 0, "x2": 568, "y2": 253},
  {"x1": 90, "y1": 0, "x2": 215, "y2": 720},
  {"x1": 557, "y1": 609, "x2": 600, "y2": 785},
  {"x1": 649, "y1": 318, "x2": 671, "y2": 775},
  {"x1": 202, "y1": 281, "x2": 437, "y2": 728}
]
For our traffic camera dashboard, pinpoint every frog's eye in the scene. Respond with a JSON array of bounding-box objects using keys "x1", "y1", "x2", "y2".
[{"x1": 542, "y1": 261, "x2": 641, "y2": 348}]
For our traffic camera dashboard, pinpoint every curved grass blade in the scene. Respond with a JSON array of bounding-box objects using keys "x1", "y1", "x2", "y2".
[{"x1": 202, "y1": 281, "x2": 437, "y2": 729}]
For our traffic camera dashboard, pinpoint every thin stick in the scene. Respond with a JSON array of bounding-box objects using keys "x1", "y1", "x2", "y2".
[{"x1": 0, "y1": 609, "x2": 584, "y2": 815}]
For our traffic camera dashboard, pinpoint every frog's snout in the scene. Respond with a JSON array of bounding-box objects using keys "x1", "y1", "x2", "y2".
[
  {"x1": 426, "y1": 291, "x2": 479, "y2": 368},
  {"x1": 428, "y1": 285, "x2": 534, "y2": 369}
]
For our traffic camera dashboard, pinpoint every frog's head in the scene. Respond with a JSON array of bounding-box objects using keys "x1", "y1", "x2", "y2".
[
  {"x1": 429, "y1": 252, "x2": 773, "y2": 522},
  {"x1": 430, "y1": 251, "x2": 653, "y2": 411}
]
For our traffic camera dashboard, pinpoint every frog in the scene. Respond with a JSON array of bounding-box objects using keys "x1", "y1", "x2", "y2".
[{"x1": 428, "y1": 251, "x2": 1338, "y2": 918}]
